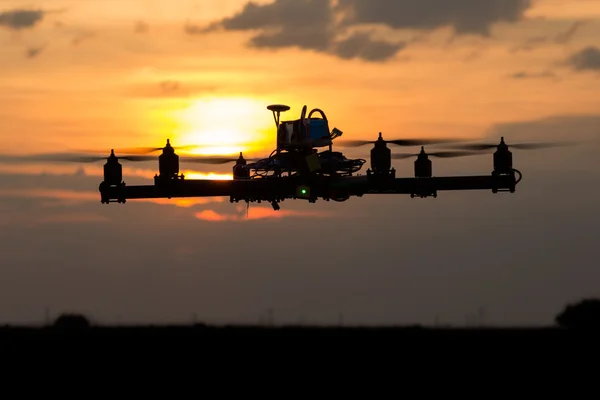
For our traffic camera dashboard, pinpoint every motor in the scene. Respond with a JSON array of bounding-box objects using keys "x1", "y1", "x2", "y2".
[
  {"x1": 158, "y1": 139, "x2": 179, "y2": 178},
  {"x1": 414, "y1": 147, "x2": 432, "y2": 178},
  {"x1": 370, "y1": 132, "x2": 391, "y2": 174},
  {"x1": 493, "y1": 137, "x2": 513, "y2": 175},
  {"x1": 100, "y1": 149, "x2": 126, "y2": 204},
  {"x1": 103, "y1": 149, "x2": 122, "y2": 186},
  {"x1": 233, "y1": 152, "x2": 250, "y2": 179}
]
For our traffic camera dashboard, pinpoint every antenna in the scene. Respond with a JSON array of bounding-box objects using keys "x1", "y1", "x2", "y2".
[{"x1": 267, "y1": 104, "x2": 290, "y2": 129}]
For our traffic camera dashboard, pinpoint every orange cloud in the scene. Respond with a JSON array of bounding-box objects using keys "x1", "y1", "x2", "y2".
[
  {"x1": 180, "y1": 171, "x2": 232, "y2": 180},
  {"x1": 195, "y1": 209, "x2": 229, "y2": 221},
  {"x1": 195, "y1": 205, "x2": 329, "y2": 222},
  {"x1": 142, "y1": 197, "x2": 225, "y2": 208}
]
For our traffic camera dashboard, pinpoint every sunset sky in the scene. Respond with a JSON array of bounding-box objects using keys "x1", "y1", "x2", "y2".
[{"x1": 1, "y1": 0, "x2": 599, "y2": 326}]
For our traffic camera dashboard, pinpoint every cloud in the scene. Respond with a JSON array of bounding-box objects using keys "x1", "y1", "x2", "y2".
[
  {"x1": 485, "y1": 114, "x2": 600, "y2": 142},
  {"x1": 144, "y1": 197, "x2": 225, "y2": 208},
  {"x1": 0, "y1": 9, "x2": 45, "y2": 31},
  {"x1": 509, "y1": 35, "x2": 548, "y2": 53},
  {"x1": 554, "y1": 20, "x2": 588, "y2": 45},
  {"x1": 197, "y1": 0, "x2": 535, "y2": 61},
  {"x1": 195, "y1": 206, "x2": 329, "y2": 222},
  {"x1": 507, "y1": 70, "x2": 557, "y2": 80},
  {"x1": 332, "y1": 32, "x2": 406, "y2": 61},
  {"x1": 565, "y1": 46, "x2": 600, "y2": 72},
  {"x1": 509, "y1": 20, "x2": 589, "y2": 53},
  {"x1": 198, "y1": 0, "x2": 336, "y2": 52},
  {"x1": 337, "y1": 0, "x2": 532, "y2": 36},
  {"x1": 196, "y1": 0, "x2": 407, "y2": 62},
  {"x1": 26, "y1": 45, "x2": 45, "y2": 58},
  {"x1": 480, "y1": 114, "x2": 600, "y2": 173}
]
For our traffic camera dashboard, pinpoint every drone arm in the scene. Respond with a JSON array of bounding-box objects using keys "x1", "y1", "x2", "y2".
[
  {"x1": 362, "y1": 174, "x2": 518, "y2": 194},
  {"x1": 100, "y1": 171, "x2": 518, "y2": 203}
]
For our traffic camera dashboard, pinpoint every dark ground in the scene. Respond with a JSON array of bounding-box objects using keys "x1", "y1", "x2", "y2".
[
  {"x1": 0, "y1": 323, "x2": 585, "y2": 338},
  {"x1": 2, "y1": 324, "x2": 595, "y2": 368}
]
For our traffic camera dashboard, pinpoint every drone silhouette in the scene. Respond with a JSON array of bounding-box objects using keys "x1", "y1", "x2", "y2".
[{"x1": 0, "y1": 104, "x2": 571, "y2": 210}]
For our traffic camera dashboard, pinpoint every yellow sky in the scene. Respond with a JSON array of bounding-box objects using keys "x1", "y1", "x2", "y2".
[{"x1": 1, "y1": 0, "x2": 600, "y2": 161}]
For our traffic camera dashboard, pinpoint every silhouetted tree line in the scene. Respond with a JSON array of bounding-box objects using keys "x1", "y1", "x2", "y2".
[{"x1": 45, "y1": 299, "x2": 600, "y2": 329}]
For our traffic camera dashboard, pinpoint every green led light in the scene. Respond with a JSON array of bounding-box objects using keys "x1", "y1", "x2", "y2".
[{"x1": 297, "y1": 185, "x2": 310, "y2": 198}]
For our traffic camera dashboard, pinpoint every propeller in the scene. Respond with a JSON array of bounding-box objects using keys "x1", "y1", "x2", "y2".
[
  {"x1": 79, "y1": 139, "x2": 198, "y2": 155},
  {"x1": 441, "y1": 137, "x2": 575, "y2": 151},
  {"x1": 0, "y1": 151, "x2": 260, "y2": 165},
  {"x1": 0, "y1": 133, "x2": 261, "y2": 165},
  {"x1": 0, "y1": 152, "x2": 156, "y2": 164},
  {"x1": 391, "y1": 149, "x2": 481, "y2": 160},
  {"x1": 180, "y1": 154, "x2": 259, "y2": 165},
  {"x1": 337, "y1": 132, "x2": 469, "y2": 147}
]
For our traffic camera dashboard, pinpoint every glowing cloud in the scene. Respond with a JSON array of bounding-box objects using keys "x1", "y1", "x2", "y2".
[
  {"x1": 144, "y1": 197, "x2": 225, "y2": 208},
  {"x1": 195, "y1": 206, "x2": 329, "y2": 222},
  {"x1": 195, "y1": 209, "x2": 229, "y2": 221}
]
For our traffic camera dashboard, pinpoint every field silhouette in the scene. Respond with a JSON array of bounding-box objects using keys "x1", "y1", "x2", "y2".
[{"x1": 1, "y1": 298, "x2": 597, "y2": 338}]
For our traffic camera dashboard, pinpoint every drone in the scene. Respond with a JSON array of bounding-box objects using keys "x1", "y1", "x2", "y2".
[{"x1": 0, "y1": 104, "x2": 570, "y2": 210}]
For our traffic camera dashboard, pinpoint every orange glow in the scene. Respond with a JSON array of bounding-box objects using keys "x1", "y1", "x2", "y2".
[
  {"x1": 195, "y1": 210, "x2": 229, "y2": 221},
  {"x1": 181, "y1": 171, "x2": 233, "y2": 180},
  {"x1": 195, "y1": 206, "x2": 329, "y2": 222},
  {"x1": 143, "y1": 197, "x2": 225, "y2": 207}
]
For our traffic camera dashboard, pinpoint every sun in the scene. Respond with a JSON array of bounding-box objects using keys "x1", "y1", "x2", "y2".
[{"x1": 175, "y1": 97, "x2": 275, "y2": 156}]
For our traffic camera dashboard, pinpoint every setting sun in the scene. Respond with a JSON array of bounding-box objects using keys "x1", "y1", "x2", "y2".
[{"x1": 174, "y1": 97, "x2": 275, "y2": 156}]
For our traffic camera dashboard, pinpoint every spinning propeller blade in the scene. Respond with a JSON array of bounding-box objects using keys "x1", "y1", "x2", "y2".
[
  {"x1": 391, "y1": 150, "x2": 481, "y2": 159},
  {"x1": 0, "y1": 152, "x2": 157, "y2": 164},
  {"x1": 79, "y1": 139, "x2": 199, "y2": 155},
  {"x1": 442, "y1": 137, "x2": 575, "y2": 151},
  {"x1": 337, "y1": 132, "x2": 468, "y2": 147},
  {"x1": 113, "y1": 145, "x2": 199, "y2": 154},
  {"x1": 80, "y1": 146, "x2": 199, "y2": 155},
  {"x1": 179, "y1": 155, "x2": 258, "y2": 165},
  {"x1": 0, "y1": 133, "x2": 260, "y2": 166}
]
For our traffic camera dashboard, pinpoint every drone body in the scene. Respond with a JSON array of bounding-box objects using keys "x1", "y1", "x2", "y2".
[{"x1": 97, "y1": 104, "x2": 525, "y2": 210}]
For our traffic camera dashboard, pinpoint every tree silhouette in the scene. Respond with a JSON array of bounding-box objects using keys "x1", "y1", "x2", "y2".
[
  {"x1": 556, "y1": 299, "x2": 600, "y2": 329},
  {"x1": 53, "y1": 313, "x2": 91, "y2": 329}
]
